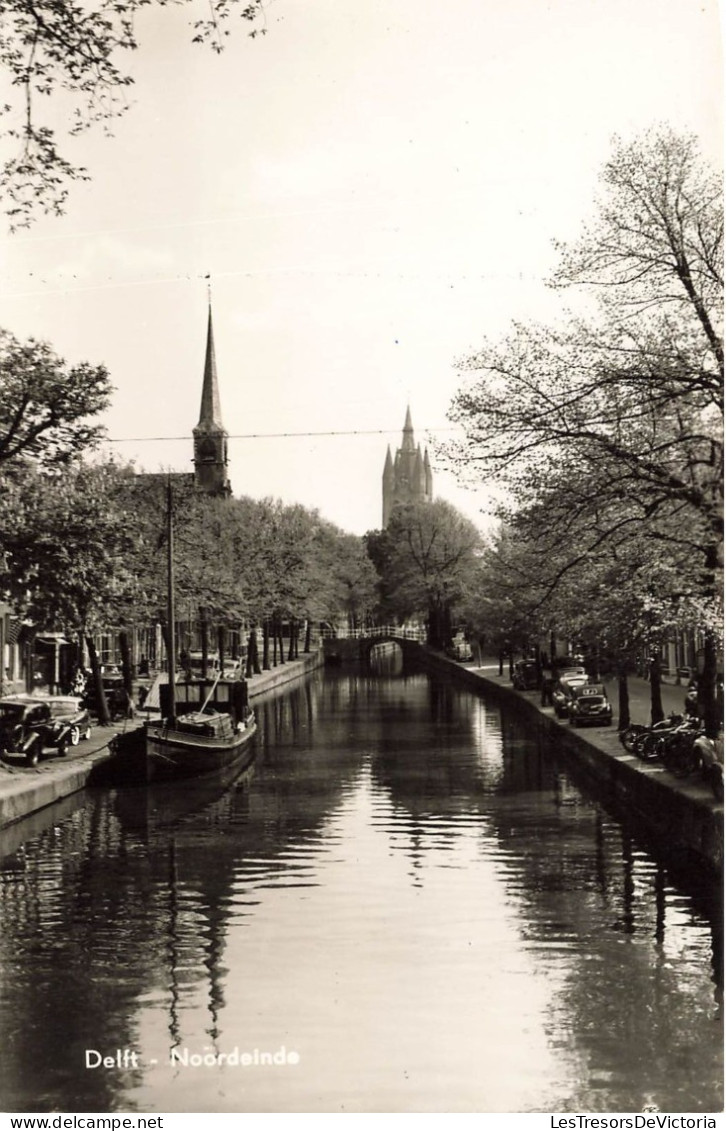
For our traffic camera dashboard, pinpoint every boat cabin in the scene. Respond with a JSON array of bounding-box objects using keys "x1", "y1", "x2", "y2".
[{"x1": 159, "y1": 678, "x2": 249, "y2": 725}]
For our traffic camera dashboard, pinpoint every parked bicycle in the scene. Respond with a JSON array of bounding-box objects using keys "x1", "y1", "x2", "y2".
[
  {"x1": 619, "y1": 714, "x2": 684, "y2": 761},
  {"x1": 655, "y1": 718, "x2": 704, "y2": 778}
]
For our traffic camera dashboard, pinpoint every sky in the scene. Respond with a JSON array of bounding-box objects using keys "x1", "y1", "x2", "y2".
[{"x1": 0, "y1": 0, "x2": 722, "y2": 535}]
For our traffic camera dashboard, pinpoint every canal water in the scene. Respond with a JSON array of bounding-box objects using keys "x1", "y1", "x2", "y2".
[{"x1": 0, "y1": 659, "x2": 721, "y2": 1114}]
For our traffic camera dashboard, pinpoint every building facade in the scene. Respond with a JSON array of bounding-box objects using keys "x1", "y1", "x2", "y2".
[{"x1": 382, "y1": 407, "x2": 433, "y2": 528}]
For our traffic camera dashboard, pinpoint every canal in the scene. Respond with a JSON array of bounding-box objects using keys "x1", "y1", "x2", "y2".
[{"x1": 0, "y1": 659, "x2": 721, "y2": 1114}]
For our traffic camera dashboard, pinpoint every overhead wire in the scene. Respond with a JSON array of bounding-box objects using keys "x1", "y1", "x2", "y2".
[{"x1": 107, "y1": 427, "x2": 459, "y2": 442}]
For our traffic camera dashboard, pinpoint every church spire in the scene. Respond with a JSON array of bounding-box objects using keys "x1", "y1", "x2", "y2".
[
  {"x1": 196, "y1": 305, "x2": 224, "y2": 430},
  {"x1": 401, "y1": 405, "x2": 416, "y2": 452},
  {"x1": 193, "y1": 304, "x2": 231, "y2": 496}
]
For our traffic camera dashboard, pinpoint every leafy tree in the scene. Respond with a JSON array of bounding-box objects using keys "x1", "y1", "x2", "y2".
[
  {"x1": 321, "y1": 529, "x2": 378, "y2": 631},
  {"x1": 369, "y1": 500, "x2": 482, "y2": 650},
  {"x1": 552, "y1": 128, "x2": 722, "y2": 374},
  {"x1": 0, "y1": 0, "x2": 266, "y2": 227},
  {"x1": 364, "y1": 527, "x2": 416, "y2": 626},
  {"x1": 0, "y1": 329, "x2": 112, "y2": 467},
  {"x1": 446, "y1": 127, "x2": 723, "y2": 733},
  {"x1": 0, "y1": 458, "x2": 137, "y2": 719},
  {"x1": 0, "y1": 450, "x2": 391, "y2": 699},
  {"x1": 457, "y1": 526, "x2": 549, "y2": 672},
  {"x1": 158, "y1": 492, "x2": 380, "y2": 668},
  {"x1": 448, "y1": 129, "x2": 722, "y2": 555}
]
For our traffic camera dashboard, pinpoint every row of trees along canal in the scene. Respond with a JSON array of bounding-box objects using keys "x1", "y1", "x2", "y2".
[
  {"x1": 433, "y1": 127, "x2": 721, "y2": 738},
  {"x1": 0, "y1": 411, "x2": 380, "y2": 722}
]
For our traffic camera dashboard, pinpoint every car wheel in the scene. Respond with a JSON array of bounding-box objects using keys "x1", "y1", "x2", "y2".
[
  {"x1": 26, "y1": 745, "x2": 40, "y2": 767},
  {"x1": 83, "y1": 726, "x2": 92, "y2": 741},
  {"x1": 69, "y1": 725, "x2": 80, "y2": 746}
]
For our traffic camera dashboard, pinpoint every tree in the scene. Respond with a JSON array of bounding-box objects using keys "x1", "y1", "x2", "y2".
[
  {"x1": 369, "y1": 500, "x2": 482, "y2": 650},
  {"x1": 323, "y1": 530, "x2": 379, "y2": 631},
  {"x1": 446, "y1": 128, "x2": 723, "y2": 732},
  {"x1": 448, "y1": 128, "x2": 722, "y2": 558},
  {"x1": 0, "y1": 0, "x2": 266, "y2": 228},
  {"x1": 458, "y1": 525, "x2": 551, "y2": 671},
  {"x1": 0, "y1": 329, "x2": 112, "y2": 467},
  {"x1": 552, "y1": 128, "x2": 723, "y2": 376},
  {"x1": 0, "y1": 458, "x2": 138, "y2": 720}
]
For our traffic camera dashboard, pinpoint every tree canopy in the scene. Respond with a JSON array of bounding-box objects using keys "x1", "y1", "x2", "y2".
[
  {"x1": 366, "y1": 500, "x2": 483, "y2": 649},
  {"x1": 0, "y1": 328, "x2": 112, "y2": 468},
  {"x1": 1, "y1": 459, "x2": 379, "y2": 664},
  {"x1": 445, "y1": 127, "x2": 723, "y2": 730},
  {"x1": 447, "y1": 128, "x2": 722, "y2": 577}
]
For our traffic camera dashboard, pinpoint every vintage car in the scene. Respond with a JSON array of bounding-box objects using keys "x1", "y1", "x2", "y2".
[
  {"x1": 512, "y1": 660, "x2": 539, "y2": 691},
  {"x1": 0, "y1": 695, "x2": 91, "y2": 766},
  {"x1": 551, "y1": 671, "x2": 589, "y2": 717},
  {"x1": 567, "y1": 685, "x2": 613, "y2": 727},
  {"x1": 45, "y1": 696, "x2": 92, "y2": 745}
]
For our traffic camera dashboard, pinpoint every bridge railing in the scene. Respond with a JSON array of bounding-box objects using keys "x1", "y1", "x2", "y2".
[{"x1": 320, "y1": 625, "x2": 426, "y2": 642}]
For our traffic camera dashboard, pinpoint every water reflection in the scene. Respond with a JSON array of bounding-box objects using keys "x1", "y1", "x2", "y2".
[
  {"x1": 0, "y1": 668, "x2": 720, "y2": 1113},
  {"x1": 367, "y1": 641, "x2": 404, "y2": 677}
]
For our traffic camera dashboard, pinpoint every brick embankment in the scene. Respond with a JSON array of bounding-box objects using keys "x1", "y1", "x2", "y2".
[
  {"x1": 414, "y1": 649, "x2": 723, "y2": 876},
  {"x1": 0, "y1": 650, "x2": 325, "y2": 832}
]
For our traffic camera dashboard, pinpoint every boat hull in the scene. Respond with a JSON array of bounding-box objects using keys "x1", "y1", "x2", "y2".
[{"x1": 144, "y1": 718, "x2": 257, "y2": 781}]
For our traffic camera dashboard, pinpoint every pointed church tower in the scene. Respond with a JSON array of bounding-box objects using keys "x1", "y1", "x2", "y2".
[
  {"x1": 401, "y1": 405, "x2": 416, "y2": 451},
  {"x1": 382, "y1": 406, "x2": 433, "y2": 527},
  {"x1": 193, "y1": 306, "x2": 231, "y2": 496}
]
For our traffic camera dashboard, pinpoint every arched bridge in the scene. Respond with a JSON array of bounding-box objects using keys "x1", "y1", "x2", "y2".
[{"x1": 321, "y1": 625, "x2": 425, "y2": 663}]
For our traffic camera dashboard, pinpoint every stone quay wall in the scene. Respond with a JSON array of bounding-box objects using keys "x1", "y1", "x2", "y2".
[{"x1": 410, "y1": 645, "x2": 722, "y2": 876}]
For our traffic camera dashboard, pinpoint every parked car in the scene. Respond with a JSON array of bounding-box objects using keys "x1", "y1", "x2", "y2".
[
  {"x1": 567, "y1": 685, "x2": 613, "y2": 727},
  {"x1": 552, "y1": 672, "x2": 589, "y2": 718},
  {"x1": 84, "y1": 675, "x2": 132, "y2": 721},
  {"x1": 45, "y1": 696, "x2": 92, "y2": 745},
  {"x1": 512, "y1": 660, "x2": 539, "y2": 691},
  {"x1": 556, "y1": 666, "x2": 587, "y2": 683},
  {"x1": 552, "y1": 680, "x2": 577, "y2": 718},
  {"x1": 0, "y1": 696, "x2": 89, "y2": 766}
]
